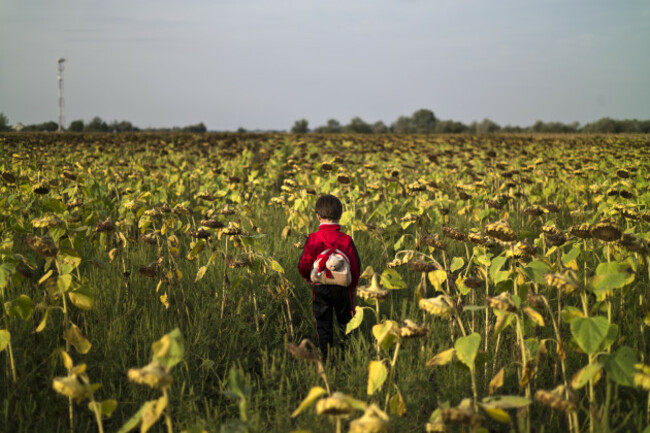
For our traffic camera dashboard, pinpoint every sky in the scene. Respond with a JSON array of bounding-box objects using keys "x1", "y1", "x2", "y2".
[{"x1": 1, "y1": 0, "x2": 649, "y2": 131}]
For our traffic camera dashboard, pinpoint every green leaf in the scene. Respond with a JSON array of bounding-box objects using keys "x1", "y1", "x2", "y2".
[
  {"x1": 346, "y1": 306, "x2": 364, "y2": 334},
  {"x1": 570, "y1": 316, "x2": 611, "y2": 355},
  {"x1": 393, "y1": 234, "x2": 406, "y2": 251},
  {"x1": 450, "y1": 257, "x2": 465, "y2": 273},
  {"x1": 89, "y1": 399, "x2": 118, "y2": 417},
  {"x1": 562, "y1": 245, "x2": 581, "y2": 267},
  {"x1": 571, "y1": 362, "x2": 603, "y2": 389},
  {"x1": 4, "y1": 294, "x2": 34, "y2": 320},
  {"x1": 381, "y1": 268, "x2": 406, "y2": 290},
  {"x1": 68, "y1": 286, "x2": 95, "y2": 311},
  {"x1": 152, "y1": 328, "x2": 184, "y2": 369},
  {"x1": 389, "y1": 387, "x2": 407, "y2": 416},
  {"x1": 117, "y1": 402, "x2": 146, "y2": 433},
  {"x1": 455, "y1": 332, "x2": 481, "y2": 371},
  {"x1": 0, "y1": 264, "x2": 13, "y2": 290},
  {"x1": 57, "y1": 274, "x2": 73, "y2": 293},
  {"x1": 522, "y1": 260, "x2": 551, "y2": 285},
  {"x1": 475, "y1": 254, "x2": 492, "y2": 268},
  {"x1": 367, "y1": 360, "x2": 388, "y2": 395},
  {"x1": 0, "y1": 329, "x2": 10, "y2": 352},
  {"x1": 601, "y1": 346, "x2": 637, "y2": 387},
  {"x1": 268, "y1": 259, "x2": 284, "y2": 274},
  {"x1": 489, "y1": 256, "x2": 508, "y2": 282},
  {"x1": 291, "y1": 386, "x2": 327, "y2": 417},
  {"x1": 590, "y1": 272, "x2": 629, "y2": 300},
  {"x1": 428, "y1": 270, "x2": 447, "y2": 292},
  {"x1": 372, "y1": 320, "x2": 398, "y2": 351}
]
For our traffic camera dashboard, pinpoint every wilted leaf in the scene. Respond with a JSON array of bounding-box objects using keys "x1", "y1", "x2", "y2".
[
  {"x1": 195, "y1": 266, "x2": 207, "y2": 282},
  {"x1": 152, "y1": 328, "x2": 184, "y2": 369},
  {"x1": 523, "y1": 307, "x2": 545, "y2": 327},
  {"x1": 489, "y1": 368, "x2": 505, "y2": 395},
  {"x1": 0, "y1": 329, "x2": 10, "y2": 352},
  {"x1": 479, "y1": 404, "x2": 511, "y2": 424},
  {"x1": 389, "y1": 387, "x2": 407, "y2": 416},
  {"x1": 269, "y1": 259, "x2": 284, "y2": 274},
  {"x1": 571, "y1": 362, "x2": 603, "y2": 389},
  {"x1": 4, "y1": 294, "x2": 34, "y2": 320},
  {"x1": 68, "y1": 286, "x2": 94, "y2": 310},
  {"x1": 427, "y1": 270, "x2": 447, "y2": 292},
  {"x1": 381, "y1": 268, "x2": 406, "y2": 290}
]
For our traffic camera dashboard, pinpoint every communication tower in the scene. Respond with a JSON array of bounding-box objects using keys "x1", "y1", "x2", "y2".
[{"x1": 57, "y1": 58, "x2": 66, "y2": 132}]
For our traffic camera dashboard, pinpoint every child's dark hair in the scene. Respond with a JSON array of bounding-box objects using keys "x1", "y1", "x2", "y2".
[{"x1": 315, "y1": 194, "x2": 343, "y2": 220}]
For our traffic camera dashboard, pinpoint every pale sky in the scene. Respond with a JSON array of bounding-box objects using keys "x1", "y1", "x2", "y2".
[{"x1": 1, "y1": 0, "x2": 649, "y2": 131}]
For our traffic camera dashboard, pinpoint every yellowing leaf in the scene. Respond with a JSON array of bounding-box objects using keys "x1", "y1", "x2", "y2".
[
  {"x1": 291, "y1": 386, "x2": 327, "y2": 418},
  {"x1": 489, "y1": 368, "x2": 505, "y2": 395},
  {"x1": 426, "y1": 348, "x2": 455, "y2": 367},
  {"x1": 428, "y1": 270, "x2": 447, "y2": 292},
  {"x1": 195, "y1": 266, "x2": 207, "y2": 282},
  {"x1": 0, "y1": 329, "x2": 11, "y2": 353},
  {"x1": 367, "y1": 360, "x2": 388, "y2": 395},
  {"x1": 269, "y1": 259, "x2": 284, "y2": 274},
  {"x1": 523, "y1": 307, "x2": 545, "y2": 327},
  {"x1": 479, "y1": 404, "x2": 511, "y2": 424},
  {"x1": 160, "y1": 293, "x2": 169, "y2": 309},
  {"x1": 64, "y1": 323, "x2": 92, "y2": 354},
  {"x1": 389, "y1": 388, "x2": 407, "y2": 416},
  {"x1": 68, "y1": 287, "x2": 95, "y2": 311},
  {"x1": 346, "y1": 306, "x2": 364, "y2": 335},
  {"x1": 60, "y1": 350, "x2": 74, "y2": 370}
]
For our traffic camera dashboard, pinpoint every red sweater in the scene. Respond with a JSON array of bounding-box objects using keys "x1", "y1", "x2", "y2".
[{"x1": 298, "y1": 224, "x2": 361, "y2": 293}]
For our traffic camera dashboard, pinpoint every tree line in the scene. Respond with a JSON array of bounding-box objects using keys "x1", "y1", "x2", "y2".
[
  {"x1": 291, "y1": 109, "x2": 650, "y2": 134},
  {"x1": 1, "y1": 111, "x2": 649, "y2": 134}
]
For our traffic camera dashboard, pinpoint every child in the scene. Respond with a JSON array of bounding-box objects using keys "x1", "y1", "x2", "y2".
[{"x1": 298, "y1": 194, "x2": 361, "y2": 360}]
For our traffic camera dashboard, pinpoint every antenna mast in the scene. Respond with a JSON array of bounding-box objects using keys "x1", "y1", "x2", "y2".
[{"x1": 57, "y1": 57, "x2": 66, "y2": 132}]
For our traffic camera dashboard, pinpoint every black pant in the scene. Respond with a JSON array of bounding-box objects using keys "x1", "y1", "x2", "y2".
[{"x1": 312, "y1": 284, "x2": 353, "y2": 359}]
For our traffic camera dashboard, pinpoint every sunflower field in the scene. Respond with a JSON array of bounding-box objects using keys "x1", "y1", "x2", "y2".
[{"x1": 1, "y1": 132, "x2": 650, "y2": 433}]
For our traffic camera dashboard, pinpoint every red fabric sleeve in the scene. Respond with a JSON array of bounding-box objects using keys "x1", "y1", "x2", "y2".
[{"x1": 298, "y1": 234, "x2": 316, "y2": 281}]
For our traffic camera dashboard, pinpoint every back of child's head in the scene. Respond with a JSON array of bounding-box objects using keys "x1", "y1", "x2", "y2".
[{"x1": 315, "y1": 194, "x2": 343, "y2": 221}]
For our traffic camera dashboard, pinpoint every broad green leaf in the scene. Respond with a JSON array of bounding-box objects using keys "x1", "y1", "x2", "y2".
[
  {"x1": 68, "y1": 287, "x2": 95, "y2": 311},
  {"x1": 367, "y1": 360, "x2": 388, "y2": 395},
  {"x1": 475, "y1": 254, "x2": 492, "y2": 268},
  {"x1": 455, "y1": 332, "x2": 481, "y2": 371},
  {"x1": 489, "y1": 256, "x2": 508, "y2": 282},
  {"x1": 450, "y1": 257, "x2": 465, "y2": 273},
  {"x1": 522, "y1": 260, "x2": 551, "y2": 285},
  {"x1": 570, "y1": 316, "x2": 610, "y2": 355},
  {"x1": 601, "y1": 346, "x2": 637, "y2": 387},
  {"x1": 372, "y1": 320, "x2": 398, "y2": 351},
  {"x1": 428, "y1": 270, "x2": 447, "y2": 292},
  {"x1": 0, "y1": 329, "x2": 10, "y2": 352},
  {"x1": 571, "y1": 362, "x2": 603, "y2": 389},
  {"x1": 426, "y1": 348, "x2": 455, "y2": 367},
  {"x1": 291, "y1": 386, "x2": 327, "y2": 417},
  {"x1": 481, "y1": 395, "x2": 531, "y2": 409},
  {"x1": 562, "y1": 245, "x2": 581, "y2": 267},
  {"x1": 381, "y1": 268, "x2": 406, "y2": 290},
  {"x1": 5, "y1": 294, "x2": 34, "y2": 320},
  {"x1": 152, "y1": 328, "x2": 184, "y2": 369},
  {"x1": 269, "y1": 259, "x2": 284, "y2": 274},
  {"x1": 0, "y1": 264, "x2": 13, "y2": 289},
  {"x1": 58, "y1": 247, "x2": 82, "y2": 268},
  {"x1": 57, "y1": 274, "x2": 73, "y2": 293},
  {"x1": 64, "y1": 323, "x2": 92, "y2": 354},
  {"x1": 590, "y1": 272, "x2": 629, "y2": 300},
  {"x1": 346, "y1": 306, "x2": 364, "y2": 334}
]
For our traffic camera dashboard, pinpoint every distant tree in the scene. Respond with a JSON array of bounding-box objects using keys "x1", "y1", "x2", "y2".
[
  {"x1": 291, "y1": 119, "x2": 309, "y2": 133},
  {"x1": 86, "y1": 116, "x2": 109, "y2": 132},
  {"x1": 475, "y1": 118, "x2": 501, "y2": 133},
  {"x1": 182, "y1": 122, "x2": 206, "y2": 133},
  {"x1": 314, "y1": 119, "x2": 342, "y2": 133},
  {"x1": 344, "y1": 117, "x2": 372, "y2": 134},
  {"x1": 411, "y1": 109, "x2": 437, "y2": 133},
  {"x1": 371, "y1": 121, "x2": 389, "y2": 134},
  {"x1": 236, "y1": 127, "x2": 247, "y2": 133},
  {"x1": 435, "y1": 120, "x2": 468, "y2": 133},
  {"x1": 69, "y1": 120, "x2": 84, "y2": 132},
  {"x1": 0, "y1": 113, "x2": 10, "y2": 132},
  {"x1": 24, "y1": 121, "x2": 58, "y2": 132},
  {"x1": 501, "y1": 124, "x2": 524, "y2": 133},
  {"x1": 391, "y1": 116, "x2": 414, "y2": 134}
]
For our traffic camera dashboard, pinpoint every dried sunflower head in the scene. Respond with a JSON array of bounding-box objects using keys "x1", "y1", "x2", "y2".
[
  {"x1": 523, "y1": 206, "x2": 545, "y2": 217},
  {"x1": 419, "y1": 295, "x2": 456, "y2": 318},
  {"x1": 545, "y1": 232, "x2": 567, "y2": 247},
  {"x1": 534, "y1": 385, "x2": 575, "y2": 413},
  {"x1": 189, "y1": 229, "x2": 211, "y2": 240},
  {"x1": 487, "y1": 292, "x2": 517, "y2": 312},
  {"x1": 467, "y1": 233, "x2": 487, "y2": 245},
  {"x1": 590, "y1": 218, "x2": 622, "y2": 242},
  {"x1": 442, "y1": 227, "x2": 465, "y2": 242},
  {"x1": 569, "y1": 224, "x2": 592, "y2": 239},
  {"x1": 315, "y1": 392, "x2": 355, "y2": 416},
  {"x1": 398, "y1": 319, "x2": 428, "y2": 339},
  {"x1": 201, "y1": 219, "x2": 224, "y2": 229},
  {"x1": 95, "y1": 218, "x2": 115, "y2": 233},
  {"x1": 52, "y1": 375, "x2": 93, "y2": 400},
  {"x1": 349, "y1": 404, "x2": 389, "y2": 433},
  {"x1": 127, "y1": 361, "x2": 173, "y2": 389},
  {"x1": 619, "y1": 233, "x2": 648, "y2": 255},
  {"x1": 485, "y1": 221, "x2": 517, "y2": 242},
  {"x1": 357, "y1": 275, "x2": 389, "y2": 301},
  {"x1": 196, "y1": 191, "x2": 216, "y2": 201},
  {"x1": 544, "y1": 272, "x2": 579, "y2": 294},
  {"x1": 25, "y1": 235, "x2": 58, "y2": 257},
  {"x1": 287, "y1": 339, "x2": 321, "y2": 363},
  {"x1": 421, "y1": 233, "x2": 446, "y2": 250}
]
